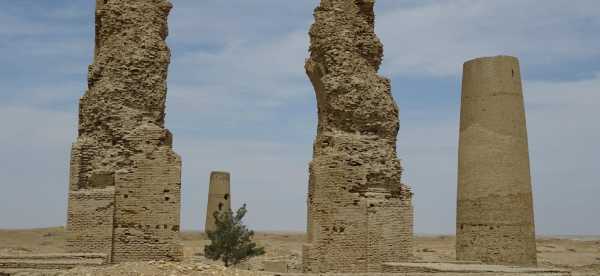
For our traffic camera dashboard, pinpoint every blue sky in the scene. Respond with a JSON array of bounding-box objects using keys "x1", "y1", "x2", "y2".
[{"x1": 1, "y1": 0, "x2": 599, "y2": 235}]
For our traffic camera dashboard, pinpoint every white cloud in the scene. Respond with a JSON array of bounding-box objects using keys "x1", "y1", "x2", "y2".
[
  {"x1": 168, "y1": 0, "x2": 317, "y2": 46},
  {"x1": 0, "y1": 106, "x2": 75, "y2": 228},
  {"x1": 170, "y1": 30, "x2": 310, "y2": 100},
  {"x1": 0, "y1": 0, "x2": 598, "y2": 236},
  {"x1": 175, "y1": 137, "x2": 311, "y2": 231},
  {"x1": 165, "y1": 30, "x2": 315, "y2": 133},
  {"x1": 398, "y1": 73, "x2": 600, "y2": 235},
  {"x1": 9, "y1": 82, "x2": 83, "y2": 109},
  {"x1": 525, "y1": 74, "x2": 600, "y2": 235},
  {"x1": 376, "y1": 0, "x2": 600, "y2": 76},
  {"x1": 398, "y1": 121, "x2": 458, "y2": 234}
]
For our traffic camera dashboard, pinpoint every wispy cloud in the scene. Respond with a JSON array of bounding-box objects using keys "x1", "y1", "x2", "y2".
[
  {"x1": 399, "y1": 73, "x2": 600, "y2": 235},
  {"x1": 377, "y1": 0, "x2": 600, "y2": 77},
  {"x1": 0, "y1": 0, "x2": 598, "y2": 234},
  {"x1": 176, "y1": 137, "x2": 311, "y2": 231},
  {"x1": 525, "y1": 74, "x2": 600, "y2": 235},
  {"x1": 0, "y1": 106, "x2": 75, "y2": 228},
  {"x1": 171, "y1": 30, "x2": 309, "y2": 100}
]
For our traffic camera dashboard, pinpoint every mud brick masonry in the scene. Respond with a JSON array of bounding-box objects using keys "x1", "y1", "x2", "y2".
[
  {"x1": 456, "y1": 56, "x2": 537, "y2": 266},
  {"x1": 204, "y1": 171, "x2": 231, "y2": 232},
  {"x1": 65, "y1": 0, "x2": 182, "y2": 263},
  {"x1": 302, "y1": 0, "x2": 413, "y2": 273}
]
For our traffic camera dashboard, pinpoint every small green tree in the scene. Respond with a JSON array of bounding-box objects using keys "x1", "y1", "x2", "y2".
[{"x1": 204, "y1": 204, "x2": 265, "y2": 267}]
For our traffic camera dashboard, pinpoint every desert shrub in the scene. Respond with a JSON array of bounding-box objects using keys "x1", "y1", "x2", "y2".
[{"x1": 204, "y1": 204, "x2": 265, "y2": 267}]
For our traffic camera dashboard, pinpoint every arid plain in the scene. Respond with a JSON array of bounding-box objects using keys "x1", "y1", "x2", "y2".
[{"x1": 1, "y1": 227, "x2": 598, "y2": 275}]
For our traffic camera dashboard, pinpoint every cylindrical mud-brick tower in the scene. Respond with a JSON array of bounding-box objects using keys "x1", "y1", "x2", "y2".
[
  {"x1": 204, "y1": 171, "x2": 231, "y2": 232},
  {"x1": 456, "y1": 55, "x2": 537, "y2": 266}
]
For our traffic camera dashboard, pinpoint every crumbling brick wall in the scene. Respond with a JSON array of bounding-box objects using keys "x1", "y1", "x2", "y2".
[
  {"x1": 302, "y1": 0, "x2": 413, "y2": 273},
  {"x1": 110, "y1": 123, "x2": 182, "y2": 262},
  {"x1": 0, "y1": 253, "x2": 107, "y2": 270},
  {"x1": 66, "y1": 188, "x2": 115, "y2": 261},
  {"x1": 65, "y1": 0, "x2": 182, "y2": 262},
  {"x1": 204, "y1": 172, "x2": 231, "y2": 233}
]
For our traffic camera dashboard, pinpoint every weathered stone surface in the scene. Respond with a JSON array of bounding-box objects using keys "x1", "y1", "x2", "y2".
[
  {"x1": 382, "y1": 262, "x2": 569, "y2": 275},
  {"x1": 66, "y1": 187, "x2": 115, "y2": 260},
  {"x1": 0, "y1": 253, "x2": 107, "y2": 270},
  {"x1": 66, "y1": 0, "x2": 182, "y2": 262},
  {"x1": 263, "y1": 259, "x2": 288, "y2": 273},
  {"x1": 456, "y1": 55, "x2": 537, "y2": 266},
  {"x1": 302, "y1": 0, "x2": 413, "y2": 273},
  {"x1": 204, "y1": 171, "x2": 231, "y2": 232}
]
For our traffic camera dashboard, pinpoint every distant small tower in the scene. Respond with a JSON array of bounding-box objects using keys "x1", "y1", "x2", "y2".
[
  {"x1": 456, "y1": 55, "x2": 537, "y2": 266},
  {"x1": 205, "y1": 171, "x2": 231, "y2": 232}
]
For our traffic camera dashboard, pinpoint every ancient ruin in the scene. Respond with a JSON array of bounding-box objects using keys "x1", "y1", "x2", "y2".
[
  {"x1": 302, "y1": 0, "x2": 413, "y2": 273},
  {"x1": 204, "y1": 171, "x2": 231, "y2": 232},
  {"x1": 456, "y1": 55, "x2": 537, "y2": 266},
  {"x1": 65, "y1": 0, "x2": 182, "y2": 262},
  {"x1": 0, "y1": 253, "x2": 107, "y2": 271},
  {"x1": 382, "y1": 262, "x2": 569, "y2": 275}
]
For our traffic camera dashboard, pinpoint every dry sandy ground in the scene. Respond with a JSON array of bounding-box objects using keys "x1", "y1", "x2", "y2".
[{"x1": 0, "y1": 227, "x2": 599, "y2": 275}]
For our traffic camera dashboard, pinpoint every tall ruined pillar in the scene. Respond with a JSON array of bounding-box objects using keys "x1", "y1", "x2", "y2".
[
  {"x1": 302, "y1": 0, "x2": 413, "y2": 273},
  {"x1": 456, "y1": 55, "x2": 537, "y2": 266},
  {"x1": 204, "y1": 171, "x2": 231, "y2": 232},
  {"x1": 66, "y1": 0, "x2": 182, "y2": 262}
]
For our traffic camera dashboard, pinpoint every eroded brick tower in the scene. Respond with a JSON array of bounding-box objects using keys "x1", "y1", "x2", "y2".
[
  {"x1": 456, "y1": 55, "x2": 537, "y2": 266},
  {"x1": 65, "y1": 0, "x2": 182, "y2": 262},
  {"x1": 204, "y1": 171, "x2": 231, "y2": 232},
  {"x1": 302, "y1": 0, "x2": 413, "y2": 272}
]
